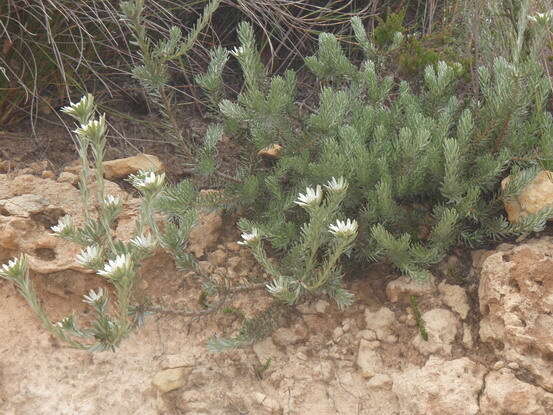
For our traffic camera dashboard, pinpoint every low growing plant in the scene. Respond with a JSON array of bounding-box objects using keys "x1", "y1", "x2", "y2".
[{"x1": 0, "y1": 94, "x2": 190, "y2": 351}]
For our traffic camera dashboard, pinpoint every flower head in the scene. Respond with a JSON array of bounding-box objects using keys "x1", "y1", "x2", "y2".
[
  {"x1": 237, "y1": 228, "x2": 261, "y2": 246},
  {"x1": 0, "y1": 256, "x2": 27, "y2": 279},
  {"x1": 324, "y1": 177, "x2": 348, "y2": 193},
  {"x1": 130, "y1": 234, "x2": 156, "y2": 250},
  {"x1": 295, "y1": 185, "x2": 322, "y2": 208},
  {"x1": 97, "y1": 254, "x2": 133, "y2": 279},
  {"x1": 76, "y1": 245, "x2": 101, "y2": 267},
  {"x1": 128, "y1": 170, "x2": 165, "y2": 192},
  {"x1": 60, "y1": 94, "x2": 95, "y2": 123},
  {"x1": 528, "y1": 10, "x2": 553, "y2": 24},
  {"x1": 103, "y1": 194, "x2": 121, "y2": 208},
  {"x1": 230, "y1": 46, "x2": 245, "y2": 57},
  {"x1": 82, "y1": 288, "x2": 105, "y2": 305},
  {"x1": 329, "y1": 218, "x2": 358, "y2": 238},
  {"x1": 50, "y1": 216, "x2": 74, "y2": 235},
  {"x1": 74, "y1": 114, "x2": 106, "y2": 142}
]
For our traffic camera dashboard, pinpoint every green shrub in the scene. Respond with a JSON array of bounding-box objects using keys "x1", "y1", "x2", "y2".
[{"x1": 197, "y1": 14, "x2": 553, "y2": 280}]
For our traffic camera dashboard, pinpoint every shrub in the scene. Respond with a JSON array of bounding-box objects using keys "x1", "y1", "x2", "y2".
[{"x1": 197, "y1": 13, "x2": 553, "y2": 281}]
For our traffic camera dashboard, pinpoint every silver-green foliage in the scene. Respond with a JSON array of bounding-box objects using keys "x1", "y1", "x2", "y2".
[{"x1": 197, "y1": 12, "x2": 553, "y2": 280}]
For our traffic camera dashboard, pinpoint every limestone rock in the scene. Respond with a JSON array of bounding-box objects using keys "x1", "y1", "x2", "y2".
[
  {"x1": 365, "y1": 307, "x2": 397, "y2": 343},
  {"x1": 413, "y1": 308, "x2": 460, "y2": 356},
  {"x1": 0, "y1": 194, "x2": 50, "y2": 217},
  {"x1": 392, "y1": 357, "x2": 485, "y2": 415},
  {"x1": 103, "y1": 154, "x2": 164, "y2": 180},
  {"x1": 479, "y1": 237, "x2": 553, "y2": 391},
  {"x1": 438, "y1": 281, "x2": 470, "y2": 319},
  {"x1": 0, "y1": 174, "x2": 135, "y2": 274},
  {"x1": 151, "y1": 367, "x2": 186, "y2": 393},
  {"x1": 480, "y1": 370, "x2": 553, "y2": 415},
  {"x1": 502, "y1": 170, "x2": 553, "y2": 223},
  {"x1": 188, "y1": 211, "x2": 223, "y2": 258},
  {"x1": 386, "y1": 274, "x2": 436, "y2": 303},
  {"x1": 57, "y1": 172, "x2": 79, "y2": 185},
  {"x1": 356, "y1": 338, "x2": 383, "y2": 378}
]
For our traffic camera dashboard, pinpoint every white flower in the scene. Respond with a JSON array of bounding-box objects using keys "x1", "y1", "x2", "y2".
[
  {"x1": 237, "y1": 228, "x2": 260, "y2": 246},
  {"x1": 129, "y1": 170, "x2": 165, "y2": 192},
  {"x1": 328, "y1": 218, "x2": 358, "y2": 238},
  {"x1": 51, "y1": 216, "x2": 73, "y2": 234},
  {"x1": 230, "y1": 46, "x2": 245, "y2": 57},
  {"x1": 528, "y1": 10, "x2": 553, "y2": 23},
  {"x1": 74, "y1": 115, "x2": 106, "y2": 140},
  {"x1": 97, "y1": 254, "x2": 133, "y2": 279},
  {"x1": 130, "y1": 234, "x2": 156, "y2": 250},
  {"x1": 0, "y1": 257, "x2": 21, "y2": 277},
  {"x1": 324, "y1": 177, "x2": 347, "y2": 193},
  {"x1": 82, "y1": 288, "x2": 104, "y2": 305},
  {"x1": 60, "y1": 94, "x2": 95, "y2": 122},
  {"x1": 76, "y1": 245, "x2": 101, "y2": 267},
  {"x1": 103, "y1": 194, "x2": 121, "y2": 208},
  {"x1": 295, "y1": 185, "x2": 322, "y2": 208}
]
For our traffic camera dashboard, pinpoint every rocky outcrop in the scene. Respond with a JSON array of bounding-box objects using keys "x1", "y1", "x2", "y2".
[{"x1": 479, "y1": 237, "x2": 553, "y2": 392}]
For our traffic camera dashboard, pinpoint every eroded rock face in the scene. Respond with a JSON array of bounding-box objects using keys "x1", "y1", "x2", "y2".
[
  {"x1": 479, "y1": 237, "x2": 553, "y2": 391},
  {"x1": 480, "y1": 370, "x2": 553, "y2": 415},
  {"x1": 0, "y1": 174, "x2": 133, "y2": 274},
  {"x1": 392, "y1": 357, "x2": 485, "y2": 415}
]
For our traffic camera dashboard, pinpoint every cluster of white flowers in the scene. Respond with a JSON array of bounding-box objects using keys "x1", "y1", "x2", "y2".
[
  {"x1": 97, "y1": 254, "x2": 133, "y2": 279},
  {"x1": 130, "y1": 234, "x2": 156, "y2": 250},
  {"x1": 329, "y1": 218, "x2": 358, "y2": 238},
  {"x1": 82, "y1": 288, "x2": 105, "y2": 305},
  {"x1": 50, "y1": 216, "x2": 74, "y2": 235},
  {"x1": 129, "y1": 170, "x2": 165, "y2": 192},
  {"x1": 237, "y1": 228, "x2": 260, "y2": 246},
  {"x1": 76, "y1": 245, "x2": 101, "y2": 267}
]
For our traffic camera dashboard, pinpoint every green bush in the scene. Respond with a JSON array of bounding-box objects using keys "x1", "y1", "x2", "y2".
[{"x1": 198, "y1": 15, "x2": 553, "y2": 280}]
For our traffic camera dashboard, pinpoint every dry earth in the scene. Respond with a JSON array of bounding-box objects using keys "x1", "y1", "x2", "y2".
[{"x1": 1, "y1": 166, "x2": 553, "y2": 415}]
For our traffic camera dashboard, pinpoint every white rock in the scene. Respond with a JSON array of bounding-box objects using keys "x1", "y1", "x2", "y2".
[
  {"x1": 151, "y1": 367, "x2": 186, "y2": 393},
  {"x1": 392, "y1": 357, "x2": 485, "y2": 415},
  {"x1": 356, "y1": 339, "x2": 384, "y2": 378},
  {"x1": 413, "y1": 308, "x2": 460, "y2": 356},
  {"x1": 365, "y1": 307, "x2": 397, "y2": 343},
  {"x1": 438, "y1": 281, "x2": 470, "y2": 319}
]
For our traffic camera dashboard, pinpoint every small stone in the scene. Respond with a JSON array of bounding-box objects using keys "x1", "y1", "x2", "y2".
[
  {"x1": 367, "y1": 373, "x2": 393, "y2": 390},
  {"x1": 272, "y1": 322, "x2": 308, "y2": 347},
  {"x1": 386, "y1": 274, "x2": 436, "y2": 303},
  {"x1": 413, "y1": 308, "x2": 460, "y2": 356},
  {"x1": 333, "y1": 327, "x2": 344, "y2": 340},
  {"x1": 41, "y1": 170, "x2": 55, "y2": 179},
  {"x1": 502, "y1": 170, "x2": 553, "y2": 223},
  {"x1": 365, "y1": 307, "x2": 397, "y2": 343},
  {"x1": 254, "y1": 392, "x2": 281, "y2": 411},
  {"x1": 0, "y1": 194, "x2": 50, "y2": 217},
  {"x1": 507, "y1": 362, "x2": 519, "y2": 370},
  {"x1": 152, "y1": 367, "x2": 186, "y2": 393},
  {"x1": 207, "y1": 249, "x2": 226, "y2": 267},
  {"x1": 103, "y1": 154, "x2": 164, "y2": 180},
  {"x1": 438, "y1": 281, "x2": 470, "y2": 319},
  {"x1": 258, "y1": 144, "x2": 282, "y2": 158},
  {"x1": 493, "y1": 361, "x2": 505, "y2": 370},
  {"x1": 57, "y1": 171, "x2": 79, "y2": 185},
  {"x1": 188, "y1": 211, "x2": 223, "y2": 258},
  {"x1": 357, "y1": 339, "x2": 384, "y2": 378},
  {"x1": 314, "y1": 299, "x2": 330, "y2": 314}
]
